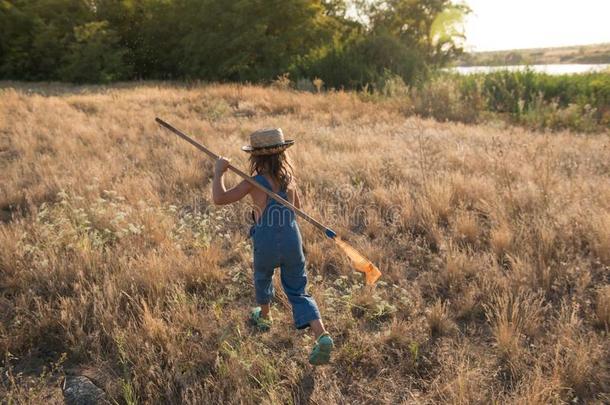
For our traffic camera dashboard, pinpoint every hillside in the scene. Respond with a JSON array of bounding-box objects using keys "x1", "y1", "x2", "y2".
[
  {"x1": 457, "y1": 43, "x2": 610, "y2": 66},
  {"x1": 1, "y1": 83, "x2": 609, "y2": 403}
]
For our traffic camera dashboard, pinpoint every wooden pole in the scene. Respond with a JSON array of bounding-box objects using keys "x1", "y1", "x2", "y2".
[{"x1": 155, "y1": 118, "x2": 336, "y2": 238}]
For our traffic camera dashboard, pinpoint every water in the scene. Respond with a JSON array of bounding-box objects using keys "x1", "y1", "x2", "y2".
[{"x1": 448, "y1": 64, "x2": 610, "y2": 75}]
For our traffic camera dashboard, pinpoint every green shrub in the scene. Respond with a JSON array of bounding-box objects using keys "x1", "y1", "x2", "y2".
[
  {"x1": 299, "y1": 34, "x2": 427, "y2": 90},
  {"x1": 429, "y1": 71, "x2": 610, "y2": 132}
]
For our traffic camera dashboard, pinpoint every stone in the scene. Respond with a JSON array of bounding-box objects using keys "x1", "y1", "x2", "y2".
[{"x1": 62, "y1": 375, "x2": 107, "y2": 405}]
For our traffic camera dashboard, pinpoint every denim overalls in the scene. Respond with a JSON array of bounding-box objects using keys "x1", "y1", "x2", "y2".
[{"x1": 249, "y1": 174, "x2": 321, "y2": 329}]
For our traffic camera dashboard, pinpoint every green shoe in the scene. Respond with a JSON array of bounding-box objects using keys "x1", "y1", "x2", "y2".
[
  {"x1": 309, "y1": 332, "x2": 334, "y2": 365},
  {"x1": 250, "y1": 307, "x2": 272, "y2": 332}
]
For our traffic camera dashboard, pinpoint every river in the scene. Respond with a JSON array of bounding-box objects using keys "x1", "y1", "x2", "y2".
[{"x1": 447, "y1": 64, "x2": 610, "y2": 75}]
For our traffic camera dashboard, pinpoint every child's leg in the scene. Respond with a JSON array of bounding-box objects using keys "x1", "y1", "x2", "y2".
[
  {"x1": 308, "y1": 319, "x2": 327, "y2": 339},
  {"x1": 253, "y1": 229, "x2": 278, "y2": 312},
  {"x1": 281, "y1": 251, "x2": 333, "y2": 365},
  {"x1": 279, "y1": 258, "x2": 323, "y2": 334},
  {"x1": 253, "y1": 267, "x2": 275, "y2": 311},
  {"x1": 260, "y1": 303, "x2": 270, "y2": 318}
]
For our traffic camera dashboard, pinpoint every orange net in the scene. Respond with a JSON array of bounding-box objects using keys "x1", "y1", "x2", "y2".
[{"x1": 334, "y1": 237, "x2": 382, "y2": 285}]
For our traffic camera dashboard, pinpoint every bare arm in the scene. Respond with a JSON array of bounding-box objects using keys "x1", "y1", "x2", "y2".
[{"x1": 212, "y1": 157, "x2": 252, "y2": 205}]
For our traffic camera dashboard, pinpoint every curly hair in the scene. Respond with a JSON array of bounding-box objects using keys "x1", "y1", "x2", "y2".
[{"x1": 249, "y1": 151, "x2": 294, "y2": 191}]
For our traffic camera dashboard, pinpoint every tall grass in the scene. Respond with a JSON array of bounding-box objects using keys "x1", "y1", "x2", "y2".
[
  {"x1": 0, "y1": 82, "x2": 608, "y2": 403},
  {"x1": 367, "y1": 70, "x2": 610, "y2": 132}
]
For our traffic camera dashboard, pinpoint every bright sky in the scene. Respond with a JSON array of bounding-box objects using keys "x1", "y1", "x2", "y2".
[{"x1": 462, "y1": 0, "x2": 610, "y2": 51}]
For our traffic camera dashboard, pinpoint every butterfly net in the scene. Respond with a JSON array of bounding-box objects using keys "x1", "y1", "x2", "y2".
[{"x1": 334, "y1": 237, "x2": 381, "y2": 285}]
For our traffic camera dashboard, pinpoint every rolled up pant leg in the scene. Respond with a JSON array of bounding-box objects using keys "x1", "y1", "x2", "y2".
[{"x1": 280, "y1": 257, "x2": 321, "y2": 329}]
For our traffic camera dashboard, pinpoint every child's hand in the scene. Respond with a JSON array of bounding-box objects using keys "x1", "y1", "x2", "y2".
[{"x1": 215, "y1": 157, "x2": 231, "y2": 174}]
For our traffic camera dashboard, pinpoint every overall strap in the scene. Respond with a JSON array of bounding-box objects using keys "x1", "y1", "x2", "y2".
[
  {"x1": 253, "y1": 174, "x2": 273, "y2": 191},
  {"x1": 254, "y1": 174, "x2": 288, "y2": 195},
  {"x1": 253, "y1": 174, "x2": 288, "y2": 209}
]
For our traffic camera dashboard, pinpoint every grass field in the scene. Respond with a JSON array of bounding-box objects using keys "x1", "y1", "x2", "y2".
[{"x1": 1, "y1": 82, "x2": 609, "y2": 403}]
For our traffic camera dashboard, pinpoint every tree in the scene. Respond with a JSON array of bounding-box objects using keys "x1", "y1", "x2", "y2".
[
  {"x1": 0, "y1": 0, "x2": 37, "y2": 78},
  {"x1": 178, "y1": 0, "x2": 334, "y2": 82},
  {"x1": 366, "y1": 0, "x2": 470, "y2": 67},
  {"x1": 0, "y1": 0, "x2": 94, "y2": 80},
  {"x1": 0, "y1": 0, "x2": 471, "y2": 85},
  {"x1": 95, "y1": 0, "x2": 187, "y2": 79},
  {"x1": 302, "y1": 0, "x2": 469, "y2": 88},
  {"x1": 60, "y1": 21, "x2": 132, "y2": 82}
]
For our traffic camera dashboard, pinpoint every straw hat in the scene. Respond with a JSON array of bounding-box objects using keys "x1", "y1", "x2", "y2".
[{"x1": 241, "y1": 128, "x2": 294, "y2": 155}]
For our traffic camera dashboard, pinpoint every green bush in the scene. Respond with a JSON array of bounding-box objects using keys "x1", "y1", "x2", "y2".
[
  {"x1": 423, "y1": 70, "x2": 610, "y2": 132},
  {"x1": 299, "y1": 34, "x2": 427, "y2": 90}
]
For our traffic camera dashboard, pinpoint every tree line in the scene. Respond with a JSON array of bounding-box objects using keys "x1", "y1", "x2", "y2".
[{"x1": 0, "y1": 0, "x2": 469, "y2": 87}]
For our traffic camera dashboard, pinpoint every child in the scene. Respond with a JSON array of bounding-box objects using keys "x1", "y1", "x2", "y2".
[{"x1": 211, "y1": 128, "x2": 333, "y2": 365}]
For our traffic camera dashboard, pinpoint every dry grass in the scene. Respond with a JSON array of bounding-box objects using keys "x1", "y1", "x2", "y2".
[{"x1": 0, "y1": 81, "x2": 609, "y2": 403}]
